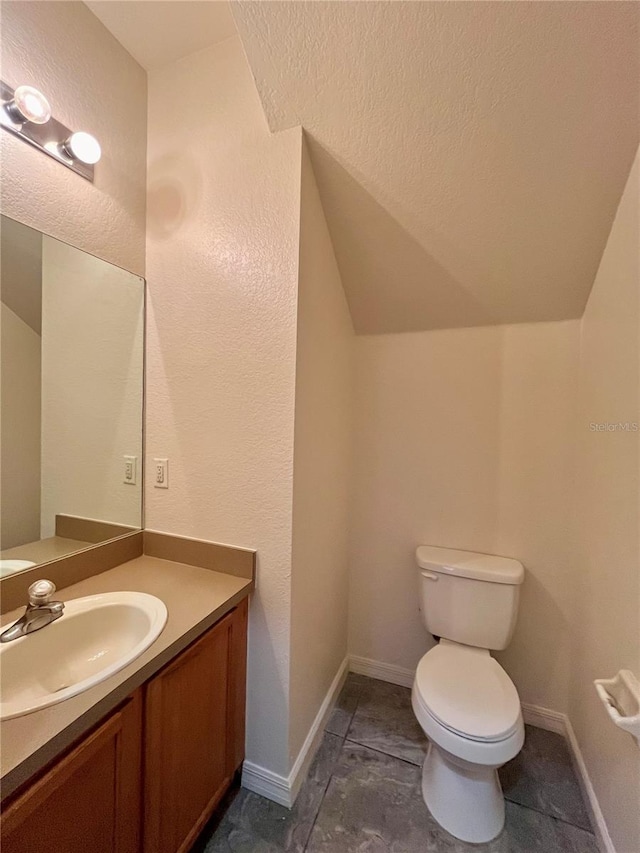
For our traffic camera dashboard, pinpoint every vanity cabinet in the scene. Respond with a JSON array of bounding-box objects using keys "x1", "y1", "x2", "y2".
[
  {"x1": 0, "y1": 598, "x2": 248, "y2": 853},
  {"x1": 1, "y1": 694, "x2": 142, "y2": 853},
  {"x1": 144, "y1": 598, "x2": 248, "y2": 853}
]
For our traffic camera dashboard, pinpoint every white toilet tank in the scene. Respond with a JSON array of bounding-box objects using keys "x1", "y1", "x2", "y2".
[{"x1": 416, "y1": 545, "x2": 525, "y2": 650}]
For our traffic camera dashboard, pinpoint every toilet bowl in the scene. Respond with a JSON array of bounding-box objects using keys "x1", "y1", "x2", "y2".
[
  {"x1": 412, "y1": 640, "x2": 524, "y2": 843},
  {"x1": 412, "y1": 545, "x2": 525, "y2": 843}
]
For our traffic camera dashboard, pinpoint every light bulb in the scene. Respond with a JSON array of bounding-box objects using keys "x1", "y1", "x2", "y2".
[
  {"x1": 9, "y1": 85, "x2": 51, "y2": 124},
  {"x1": 64, "y1": 131, "x2": 101, "y2": 165}
]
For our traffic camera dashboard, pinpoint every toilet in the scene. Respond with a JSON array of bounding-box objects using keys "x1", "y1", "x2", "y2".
[{"x1": 411, "y1": 545, "x2": 525, "y2": 844}]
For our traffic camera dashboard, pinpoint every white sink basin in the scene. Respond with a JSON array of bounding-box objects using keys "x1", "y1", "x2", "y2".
[
  {"x1": 0, "y1": 591, "x2": 167, "y2": 720},
  {"x1": 0, "y1": 560, "x2": 37, "y2": 577}
]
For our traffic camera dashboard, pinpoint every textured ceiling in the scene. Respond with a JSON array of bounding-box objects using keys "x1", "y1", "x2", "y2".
[
  {"x1": 85, "y1": 1, "x2": 236, "y2": 70},
  {"x1": 232, "y1": 1, "x2": 640, "y2": 333}
]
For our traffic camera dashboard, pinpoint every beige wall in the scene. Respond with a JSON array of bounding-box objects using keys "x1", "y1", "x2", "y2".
[
  {"x1": 0, "y1": 304, "x2": 41, "y2": 549},
  {"x1": 145, "y1": 37, "x2": 302, "y2": 778},
  {"x1": 0, "y1": 219, "x2": 43, "y2": 551},
  {"x1": 349, "y1": 320, "x2": 580, "y2": 713},
  {"x1": 40, "y1": 237, "x2": 144, "y2": 538},
  {"x1": 0, "y1": 218, "x2": 43, "y2": 337},
  {"x1": 0, "y1": 0, "x2": 146, "y2": 275},
  {"x1": 289, "y1": 138, "x2": 354, "y2": 762},
  {"x1": 570, "y1": 149, "x2": 640, "y2": 853}
]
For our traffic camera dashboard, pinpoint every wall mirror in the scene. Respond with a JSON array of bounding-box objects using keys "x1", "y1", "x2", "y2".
[{"x1": 0, "y1": 215, "x2": 144, "y2": 578}]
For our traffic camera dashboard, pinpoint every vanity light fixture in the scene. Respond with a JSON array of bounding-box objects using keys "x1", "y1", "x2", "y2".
[
  {"x1": 5, "y1": 85, "x2": 52, "y2": 125},
  {"x1": 0, "y1": 80, "x2": 100, "y2": 182},
  {"x1": 62, "y1": 131, "x2": 101, "y2": 165}
]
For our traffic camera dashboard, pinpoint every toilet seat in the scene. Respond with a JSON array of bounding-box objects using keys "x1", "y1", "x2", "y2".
[{"x1": 414, "y1": 642, "x2": 521, "y2": 743}]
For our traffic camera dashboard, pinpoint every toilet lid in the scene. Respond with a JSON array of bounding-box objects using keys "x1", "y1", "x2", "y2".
[{"x1": 415, "y1": 644, "x2": 521, "y2": 742}]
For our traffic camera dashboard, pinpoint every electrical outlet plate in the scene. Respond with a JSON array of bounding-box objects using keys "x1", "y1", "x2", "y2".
[
  {"x1": 123, "y1": 455, "x2": 137, "y2": 485},
  {"x1": 154, "y1": 458, "x2": 169, "y2": 489}
]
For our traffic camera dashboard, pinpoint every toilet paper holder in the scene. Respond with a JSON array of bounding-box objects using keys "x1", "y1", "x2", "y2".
[{"x1": 594, "y1": 670, "x2": 640, "y2": 743}]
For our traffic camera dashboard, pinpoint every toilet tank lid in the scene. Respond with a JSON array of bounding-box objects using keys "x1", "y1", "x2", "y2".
[{"x1": 416, "y1": 545, "x2": 524, "y2": 585}]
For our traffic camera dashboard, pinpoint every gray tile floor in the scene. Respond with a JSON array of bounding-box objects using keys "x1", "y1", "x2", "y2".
[{"x1": 200, "y1": 674, "x2": 599, "y2": 853}]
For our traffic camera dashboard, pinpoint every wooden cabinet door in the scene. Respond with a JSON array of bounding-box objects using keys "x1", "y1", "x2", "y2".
[
  {"x1": 1, "y1": 693, "x2": 142, "y2": 853},
  {"x1": 144, "y1": 606, "x2": 243, "y2": 853}
]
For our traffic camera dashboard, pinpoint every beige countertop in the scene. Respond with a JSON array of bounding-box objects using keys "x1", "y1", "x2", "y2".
[
  {"x1": 0, "y1": 536, "x2": 93, "y2": 567},
  {"x1": 0, "y1": 555, "x2": 253, "y2": 800}
]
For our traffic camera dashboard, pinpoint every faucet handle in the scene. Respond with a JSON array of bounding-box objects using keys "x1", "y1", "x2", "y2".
[{"x1": 28, "y1": 579, "x2": 57, "y2": 606}]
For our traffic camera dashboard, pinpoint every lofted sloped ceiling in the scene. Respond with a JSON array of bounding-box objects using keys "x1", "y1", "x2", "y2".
[
  {"x1": 232, "y1": 1, "x2": 640, "y2": 334},
  {"x1": 86, "y1": 1, "x2": 237, "y2": 70}
]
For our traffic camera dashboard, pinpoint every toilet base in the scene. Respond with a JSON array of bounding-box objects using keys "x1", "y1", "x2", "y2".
[{"x1": 421, "y1": 742, "x2": 505, "y2": 843}]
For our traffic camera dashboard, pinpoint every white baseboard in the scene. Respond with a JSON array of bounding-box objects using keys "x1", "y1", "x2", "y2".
[
  {"x1": 241, "y1": 761, "x2": 291, "y2": 807},
  {"x1": 241, "y1": 656, "x2": 349, "y2": 808},
  {"x1": 520, "y1": 702, "x2": 566, "y2": 734},
  {"x1": 520, "y1": 703, "x2": 614, "y2": 853},
  {"x1": 563, "y1": 714, "x2": 616, "y2": 853},
  {"x1": 288, "y1": 656, "x2": 349, "y2": 803},
  {"x1": 349, "y1": 654, "x2": 415, "y2": 688}
]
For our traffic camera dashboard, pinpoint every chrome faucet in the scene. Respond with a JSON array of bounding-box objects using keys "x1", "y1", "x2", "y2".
[{"x1": 0, "y1": 579, "x2": 65, "y2": 643}]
